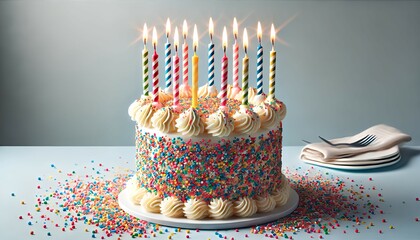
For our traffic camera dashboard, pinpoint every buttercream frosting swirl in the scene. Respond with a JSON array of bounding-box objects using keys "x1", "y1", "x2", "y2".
[
  {"x1": 140, "y1": 192, "x2": 162, "y2": 213},
  {"x1": 209, "y1": 198, "x2": 234, "y2": 219},
  {"x1": 159, "y1": 90, "x2": 173, "y2": 103},
  {"x1": 175, "y1": 107, "x2": 205, "y2": 137},
  {"x1": 125, "y1": 178, "x2": 148, "y2": 205},
  {"x1": 235, "y1": 87, "x2": 257, "y2": 103},
  {"x1": 160, "y1": 196, "x2": 185, "y2": 218},
  {"x1": 179, "y1": 84, "x2": 192, "y2": 98},
  {"x1": 267, "y1": 98, "x2": 287, "y2": 121},
  {"x1": 198, "y1": 84, "x2": 218, "y2": 98},
  {"x1": 233, "y1": 105, "x2": 261, "y2": 135},
  {"x1": 128, "y1": 100, "x2": 142, "y2": 121},
  {"x1": 151, "y1": 107, "x2": 178, "y2": 133},
  {"x1": 134, "y1": 103, "x2": 156, "y2": 128},
  {"x1": 234, "y1": 197, "x2": 258, "y2": 218},
  {"x1": 254, "y1": 103, "x2": 279, "y2": 129},
  {"x1": 271, "y1": 175, "x2": 291, "y2": 207},
  {"x1": 183, "y1": 198, "x2": 209, "y2": 220},
  {"x1": 255, "y1": 195, "x2": 276, "y2": 213},
  {"x1": 205, "y1": 109, "x2": 234, "y2": 137}
]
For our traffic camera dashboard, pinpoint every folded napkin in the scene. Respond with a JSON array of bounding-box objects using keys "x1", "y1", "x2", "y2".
[{"x1": 300, "y1": 124, "x2": 411, "y2": 162}]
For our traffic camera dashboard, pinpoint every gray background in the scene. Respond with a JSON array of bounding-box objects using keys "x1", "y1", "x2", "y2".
[{"x1": 1, "y1": 0, "x2": 419, "y2": 146}]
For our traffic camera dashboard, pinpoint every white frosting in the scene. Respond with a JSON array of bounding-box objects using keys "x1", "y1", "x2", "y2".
[
  {"x1": 255, "y1": 195, "x2": 276, "y2": 213},
  {"x1": 254, "y1": 103, "x2": 279, "y2": 129},
  {"x1": 159, "y1": 90, "x2": 173, "y2": 102},
  {"x1": 175, "y1": 107, "x2": 205, "y2": 137},
  {"x1": 160, "y1": 196, "x2": 185, "y2": 218},
  {"x1": 205, "y1": 109, "x2": 234, "y2": 137},
  {"x1": 179, "y1": 84, "x2": 192, "y2": 98},
  {"x1": 134, "y1": 103, "x2": 155, "y2": 128},
  {"x1": 128, "y1": 100, "x2": 142, "y2": 121},
  {"x1": 151, "y1": 107, "x2": 178, "y2": 133},
  {"x1": 233, "y1": 105, "x2": 261, "y2": 134},
  {"x1": 183, "y1": 198, "x2": 209, "y2": 220},
  {"x1": 140, "y1": 192, "x2": 162, "y2": 213},
  {"x1": 272, "y1": 175, "x2": 291, "y2": 207},
  {"x1": 234, "y1": 197, "x2": 257, "y2": 217},
  {"x1": 198, "y1": 84, "x2": 218, "y2": 98},
  {"x1": 208, "y1": 198, "x2": 234, "y2": 219}
]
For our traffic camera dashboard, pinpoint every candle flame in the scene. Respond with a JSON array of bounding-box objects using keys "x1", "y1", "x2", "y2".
[
  {"x1": 209, "y1": 17, "x2": 214, "y2": 41},
  {"x1": 243, "y1": 28, "x2": 248, "y2": 53},
  {"x1": 233, "y1": 17, "x2": 238, "y2": 39},
  {"x1": 183, "y1": 20, "x2": 188, "y2": 40},
  {"x1": 270, "y1": 23, "x2": 275, "y2": 47},
  {"x1": 257, "y1": 21, "x2": 262, "y2": 43},
  {"x1": 222, "y1": 26, "x2": 227, "y2": 52},
  {"x1": 193, "y1": 24, "x2": 198, "y2": 52},
  {"x1": 143, "y1": 23, "x2": 148, "y2": 45},
  {"x1": 166, "y1": 18, "x2": 171, "y2": 39},
  {"x1": 152, "y1": 27, "x2": 157, "y2": 50},
  {"x1": 174, "y1": 27, "x2": 179, "y2": 51}
]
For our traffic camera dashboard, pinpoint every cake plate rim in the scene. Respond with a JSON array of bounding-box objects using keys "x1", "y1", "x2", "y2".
[{"x1": 118, "y1": 188, "x2": 299, "y2": 230}]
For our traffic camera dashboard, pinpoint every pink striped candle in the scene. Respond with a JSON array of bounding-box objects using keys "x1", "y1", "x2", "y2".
[
  {"x1": 182, "y1": 20, "x2": 189, "y2": 87},
  {"x1": 221, "y1": 27, "x2": 228, "y2": 108},
  {"x1": 232, "y1": 18, "x2": 240, "y2": 94},
  {"x1": 152, "y1": 27, "x2": 160, "y2": 107},
  {"x1": 173, "y1": 27, "x2": 180, "y2": 109}
]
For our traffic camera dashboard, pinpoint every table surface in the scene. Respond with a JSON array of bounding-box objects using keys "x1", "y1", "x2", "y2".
[{"x1": 1, "y1": 146, "x2": 420, "y2": 240}]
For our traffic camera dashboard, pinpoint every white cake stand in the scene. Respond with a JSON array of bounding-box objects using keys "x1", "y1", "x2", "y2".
[{"x1": 118, "y1": 189, "x2": 299, "y2": 230}]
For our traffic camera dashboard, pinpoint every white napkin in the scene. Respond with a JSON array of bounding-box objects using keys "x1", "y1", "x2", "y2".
[{"x1": 300, "y1": 124, "x2": 411, "y2": 162}]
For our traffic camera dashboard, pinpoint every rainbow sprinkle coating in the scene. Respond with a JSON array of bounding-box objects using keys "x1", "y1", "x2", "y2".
[{"x1": 135, "y1": 123, "x2": 283, "y2": 203}]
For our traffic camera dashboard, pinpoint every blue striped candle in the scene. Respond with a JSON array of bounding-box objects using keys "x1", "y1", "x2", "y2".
[{"x1": 256, "y1": 22, "x2": 263, "y2": 95}]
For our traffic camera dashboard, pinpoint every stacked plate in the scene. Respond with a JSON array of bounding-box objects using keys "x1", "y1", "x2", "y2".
[{"x1": 301, "y1": 145, "x2": 401, "y2": 170}]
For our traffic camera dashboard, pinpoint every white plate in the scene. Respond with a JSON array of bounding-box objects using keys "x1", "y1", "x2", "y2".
[
  {"x1": 302, "y1": 154, "x2": 401, "y2": 170},
  {"x1": 118, "y1": 188, "x2": 299, "y2": 230},
  {"x1": 330, "y1": 146, "x2": 400, "y2": 162}
]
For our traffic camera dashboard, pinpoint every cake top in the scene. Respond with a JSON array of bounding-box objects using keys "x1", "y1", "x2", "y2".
[{"x1": 129, "y1": 84, "x2": 286, "y2": 137}]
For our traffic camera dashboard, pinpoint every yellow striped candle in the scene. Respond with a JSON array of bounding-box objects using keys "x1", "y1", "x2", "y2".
[{"x1": 191, "y1": 25, "x2": 199, "y2": 108}]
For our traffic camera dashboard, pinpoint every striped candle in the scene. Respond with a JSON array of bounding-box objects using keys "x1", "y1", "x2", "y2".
[
  {"x1": 221, "y1": 27, "x2": 228, "y2": 108},
  {"x1": 164, "y1": 18, "x2": 172, "y2": 93},
  {"x1": 191, "y1": 25, "x2": 199, "y2": 108},
  {"x1": 142, "y1": 23, "x2": 149, "y2": 96},
  {"x1": 208, "y1": 18, "x2": 215, "y2": 87},
  {"x1": 269, "y1": 24, "x2": 276, "y2": 100},
  {"x1": 256, "y1": 22, "x2": 263, "y2": 95},
  {"x1": 232, "y1": 18, "x2": 240, "y2": 92},
  {"x1": 182, "y1": 20, "x2": 189, "y2": 87},
  {"x1": 242, "y1": 28, "x2": 249, "y2": 106},
  {"x1": 152, "y1": 27, "x2": 159, "y2": 106},
  {"x1": 173, "y1": 27, "x2": 180, "y2": 108}
]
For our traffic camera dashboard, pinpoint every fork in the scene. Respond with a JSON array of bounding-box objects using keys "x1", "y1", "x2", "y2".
[{"x1": 318, "y1": 134, "x2": 376, "y2": 148}]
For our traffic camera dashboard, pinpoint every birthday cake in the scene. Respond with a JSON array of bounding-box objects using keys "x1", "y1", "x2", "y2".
[{"x1": 125, "y1": 86, "x2": 289, "y2": 219}]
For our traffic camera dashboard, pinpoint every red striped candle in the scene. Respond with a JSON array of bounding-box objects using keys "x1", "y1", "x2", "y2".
[
  {"x1": 173, "y1": 27, "x2": 180, "y2": 109},
  {"x1": 232, "y1": 18, "x2": 240, "y2": 94},
  {"x1": 182, "y1": 20, "x2": 189, "y2": 87},
  {"x1": 221, "y1": 27, "x2": 228, "y2": 108},
  {"x1": 152, "y1": 27, "x2": 160, "y2": 106}
]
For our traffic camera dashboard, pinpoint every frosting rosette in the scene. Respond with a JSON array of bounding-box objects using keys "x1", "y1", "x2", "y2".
[
  {"x1": 233, "y1": 105, "x2": 261, "y2": 134},
  {"x1": 209, "y1": 198, "x2": 234, "y2": 219},
  {"x1": 159, "y1": 90, "x2": 173, "y2": 103},
  {"x1": 140, "y1": 192, "x2": 162, "y2": 213},
  {"x1": 175, "y1": 107, "x2": 205, "y2": 137},
  {"x1": 198, "y1": 84, "x2": 218, "y2": 98},
  {"x1": 272, "y1": 175, "x2": 291, "y2": 207},
  {"x1": 255, "y1": 195, "x2": 276, "y2": 213},
  {"x1": 179, "y1": 83, "x2": 192, "y2": 98},
  {"x1": 267, "y1": 98, "x2": 287, "y2": 121},
  {"x1": 160, "y1": 196, "x2": 184, "y2": 218},
  {"x1": 234, "y1": 197, "x2": 257, "y2": 218},
  {"x1": 183, "y1": 199, "x2": 209, "y2": 220},
  {"x1": 254, "y1": 103, "x2": 279, "y2": 129},
  {"x1": 151, "y1": 107, "x2": 178, "y2": 133},
  {"x1": 134, "y1": 103, "x2": 156, "y2": 128},
  {"x1": 205, "y1": 109, "x2": 234, "y2": 137}
]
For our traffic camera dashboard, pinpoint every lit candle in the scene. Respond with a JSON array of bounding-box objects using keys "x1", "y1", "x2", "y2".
[
  {"x1": 164, "y1": 18, "x2": 172, "y2": 94},
  {"x1": 208, "y1": 18, "x2": 215, "y2": 87},
  {"x1": 173, "y1": 27, "x2": 180, "y2": 109},
  {"x1": 191, "y1": 25, "x2": 199, "y2": 108},
  {"x1": 221, "y1": 27, "x2": 228, "y2": 108},
  {"x1": 242, "y1": 28, "x2": 249, "y2": 106},
  {"x1": 182, "y1": 20, "x2": 189, "y2": 88},
  {"x1": 232, "y1": 17, "x2": 241, "y2": 95},
  {"x1": 142, "y1": 23, "x2": 149, "y2": 97},
  {"x1": 152, "y1": 27, "x2": 160, "y2": 107},
  {"x1": 269, "y1": 24, "x2": 276, "y2": 101},
  {"x1": 256, "y1": 21, "x2": 263, "y2": 96}
]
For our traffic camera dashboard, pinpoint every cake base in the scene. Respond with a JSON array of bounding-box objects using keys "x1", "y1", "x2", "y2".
[{"x1": 118, "y1": 188, "x2": 299, "y2": 230}]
